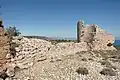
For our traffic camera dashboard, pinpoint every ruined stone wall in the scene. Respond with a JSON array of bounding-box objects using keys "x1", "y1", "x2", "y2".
[
  {"x1": 80, "y1": 24, "x2": 96, "y2": 43},
  {"x1": 93, "y1": 27, "x2": 115, "y2": 50},
  {"x1": 77, "y1": 20, "x2": 116, "y2": 50}
]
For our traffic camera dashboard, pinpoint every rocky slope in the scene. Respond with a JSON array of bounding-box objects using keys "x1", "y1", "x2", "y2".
[{"x1": 0, "y1": 36, "x2": 118, "y2": 80}]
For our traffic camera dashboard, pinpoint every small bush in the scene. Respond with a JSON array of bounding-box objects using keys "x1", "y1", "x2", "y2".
[
  {"x1": 0, "y1": 72, "x2": 8, "y2": 80},
  {"x1": 81, "y1": 58, "x2": 87, "y2": 62},
  {"x1": 100, "y1": 60, "x2": 111, "y2": 66},
  {"x1": 76, "y1": 67, "x2": 89, "y2": 75},
  {"x1": 100, "y1": 68, "x2": 116, "y2": 76},
  {"x1": 14, "y1": 66, "x2": 20, "y2": 72},
  {"x1": 51, "y1": 41, "x2": 57, "y2": 45},
  {"x1": 100, "y1": 53, "x2": 109, "y2": 60},
  {"x1": 10, "y1": 42, "x2": 17, "y2": 58},
  {"x1": 110, "y1": 55, "x2": 120, "y2": 60},
  {"x1": 75, "y1": 52, "x2": 81, "y2": 54},
  {"x1": 111, "y1": 66, "x2": 117, "y2": 70},
  {"x1": 107, "y1": 43, "x2": 113, "y2": 47},
  {"x1": 110, "y1": 59, "x2": 119, "y2": 63},
  {"x1": 99, "y1": 60, "x2": 117, "y2": 69},
  {"x1": 88, "y1": 58, "x2": 93, "y2": 61},
  {"x1": 79, "y1": 54, "x2": 82, "y2": 57},
  {"x1": 111, "y1": 55, "x2": 118, "y2": 59},
  {"x1": 5, "y1": 26, "x2": 21, "y2": 36}
]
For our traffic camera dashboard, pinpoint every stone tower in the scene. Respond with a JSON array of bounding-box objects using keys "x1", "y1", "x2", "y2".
[{"x1": 77, "y1": 20, "x2": 84, "y2": 42}]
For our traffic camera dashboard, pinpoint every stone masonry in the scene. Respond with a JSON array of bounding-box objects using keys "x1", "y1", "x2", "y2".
[
  {"x1": 77, "y1": 20, "x2": 116, "y2": 50},
  {"x1": 77, "y1": 20, "x2": 84, "y2": 42}
]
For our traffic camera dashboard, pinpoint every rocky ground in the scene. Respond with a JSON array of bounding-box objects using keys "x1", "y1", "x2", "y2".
[
  {"x1": 13, "y1": 50, "x2": 120, "y2": 80},
  {"x1": 0, "y1": 36, "x2": 120, "y2": 80}
]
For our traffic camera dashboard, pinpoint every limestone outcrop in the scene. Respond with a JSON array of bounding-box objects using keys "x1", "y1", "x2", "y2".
[{"x1": 77, "y1": 20, "x2": 116, "y2": 50}]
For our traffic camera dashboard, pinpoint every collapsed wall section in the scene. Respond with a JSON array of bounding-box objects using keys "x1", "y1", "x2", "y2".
[{"x1": 77, "y1": 20, "x2": 116, "y2": 51}]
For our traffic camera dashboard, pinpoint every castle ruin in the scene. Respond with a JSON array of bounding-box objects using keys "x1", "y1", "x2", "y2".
[{"x1": 77, "y1": 20, "x2": 116, "y2": 50}]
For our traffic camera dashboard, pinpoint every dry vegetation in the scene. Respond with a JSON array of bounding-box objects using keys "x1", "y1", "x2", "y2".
[
  {"x1": 76, "y1": 67, "x2": 89, "y2": 75},
  {"x1": 100, "y1": 68, "x2": 116, "y2": 76}
]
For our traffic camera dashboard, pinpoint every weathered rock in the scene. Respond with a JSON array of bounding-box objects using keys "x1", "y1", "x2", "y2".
[
  {"x1": 17, "y1": 36, "x2": 23, "y2": 41},
  {"x1": 16, "y1": 61, "x2": 34, "y2": 69},
  {"x1": 5, "y1": 77, "x2": 12, "y2": 80},
  {"x1": 5, "y1": 54, "x2": 11, "y2": 59},
  {"x1": 0, "y1": 67, "x2": 8, "y2": 80},
  {"x1": 6, "y1": 67, "x2": 15, "y2": 77}
]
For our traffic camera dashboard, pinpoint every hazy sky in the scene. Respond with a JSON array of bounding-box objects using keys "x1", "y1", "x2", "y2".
[{"x1": 0, "y1": 0, "x2": 120, "y2": 38}]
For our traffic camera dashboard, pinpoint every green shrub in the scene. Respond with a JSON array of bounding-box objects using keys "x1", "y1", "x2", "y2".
[{"x1": 5, "y1": 26, "x2": 21, "y2": 36}]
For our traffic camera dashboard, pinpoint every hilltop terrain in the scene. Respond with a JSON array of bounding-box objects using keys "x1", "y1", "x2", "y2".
[
  {"x1": 0, "y1": 20, "x2": 120, "y2": 80},
  {"x1": 3, "y1": 37, "x2": 120, "y2": 80}
]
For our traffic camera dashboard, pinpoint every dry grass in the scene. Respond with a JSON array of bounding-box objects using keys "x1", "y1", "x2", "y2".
[
  {"x1": 88, "y1": 58, "x2": 93, "y2": 61},
  {"x1": 100, "y1": 68, "x2": 116, "y2": 76},
  {"x1": 99, "y1": 60, "x2": 117, "y2": 70},
  {"x1": 81, "y1": 58, "x2": 87, "y2": 62},
  {"x1": 100, "y1": 60, "x2": 111, "y2": 67}
]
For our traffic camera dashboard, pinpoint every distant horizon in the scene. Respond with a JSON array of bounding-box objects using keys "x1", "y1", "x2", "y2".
[{"x1": 22, "y1": 35, "x2": 120, "y2": 40}]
